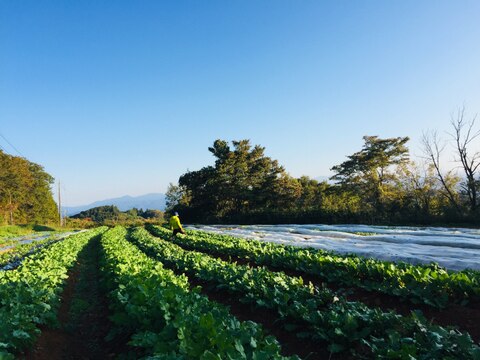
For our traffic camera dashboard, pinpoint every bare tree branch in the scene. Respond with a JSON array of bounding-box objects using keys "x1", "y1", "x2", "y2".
[
  {"x1": 421, "y1": 130, "x2": 461, "y2": 212},
  {"x1": 449, "y1": 106, "x2": 480, "y2": 213}
]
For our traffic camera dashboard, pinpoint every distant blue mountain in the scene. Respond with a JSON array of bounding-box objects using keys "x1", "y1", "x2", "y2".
[{"x1": 64, "y1": 193, "x2": 166, "y2": 216}]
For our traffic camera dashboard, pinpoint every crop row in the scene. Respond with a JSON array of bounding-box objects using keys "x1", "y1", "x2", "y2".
[
  {"x1": 0, "y1": 227, "x2": 105, "y2": 358},
  {"x1": 0, "y1": 232, "x2": 77, "y2": 270},
  {"x1": 0, "y1": 238, "x2": 23, "y2": 248},
  {"x1": 147, "y1": 225, "x2": 480, "y2": 309},
  {"x1": 99, "y1": 226, "x2": 296, "y2": 359},
  {"x1": 134, "y1": 226, "x2": 480, "y2": 359},
  {"x1": 0, "y1": 233, "x2": 45, "y2": 247}
]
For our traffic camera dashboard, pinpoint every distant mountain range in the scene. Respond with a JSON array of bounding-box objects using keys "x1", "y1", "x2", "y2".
[{"x1": 64, "y1": 193, "x2": 166, "y2": 216}]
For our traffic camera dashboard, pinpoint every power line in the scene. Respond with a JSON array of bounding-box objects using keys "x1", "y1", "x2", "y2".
[{"x1": 0, "y1": 132, "x2": 25, "y2": 157}]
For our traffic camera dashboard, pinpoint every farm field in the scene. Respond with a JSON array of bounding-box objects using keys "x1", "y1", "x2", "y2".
[
  {"x1": 188, "y1": 224, "x2": 480, "y2": 271},
  {"x1": 0, "y1": 226, "x2": 53, "y2": 249},
  {"x1": 0, "y1": 225, "x2": 479, "y2": 359},
  {"x1": 0, "y1": 231, "x2": 81, "y2": 271}
]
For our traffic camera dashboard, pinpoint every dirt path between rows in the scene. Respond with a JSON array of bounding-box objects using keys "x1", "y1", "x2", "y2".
[
  {"x1": 24, "y1": 237, "x2": 116, "y2": 360},
  {"x1": 26, "y1": 265, "x2": 80, "y2": 359}
]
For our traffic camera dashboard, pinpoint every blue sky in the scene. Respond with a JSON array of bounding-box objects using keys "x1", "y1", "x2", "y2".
[{"x1": 1, "y1": 1, "x2": 479, "y2": 206}]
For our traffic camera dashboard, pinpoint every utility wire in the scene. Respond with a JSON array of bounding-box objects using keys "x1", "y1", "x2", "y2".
[
  {"x1": 0, "y1": 143, "x2": 11, "y2": 156},
  {"x1": 0, "y1": 132, "x2": 25, "y2": 157}
]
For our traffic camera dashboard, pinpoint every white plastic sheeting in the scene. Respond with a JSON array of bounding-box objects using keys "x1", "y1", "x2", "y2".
[
  {"x1": 187, "y1": 224, "x2": 480, "y2": 271},
  {"x1": 0, "y1": 233, "x2": 53, "y2": 252},
  {"x1": 0, "y1": 231, "x2": 83, "y2": 253}
]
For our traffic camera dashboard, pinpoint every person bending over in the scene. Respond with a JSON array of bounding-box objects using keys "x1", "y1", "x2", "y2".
[{"x1": 169, "y1": 212, "x2": 185, "y2": 238}]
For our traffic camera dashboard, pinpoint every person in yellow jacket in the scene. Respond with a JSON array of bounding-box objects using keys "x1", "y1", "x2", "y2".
[{"x1": 169, "y1": 212, "x2": 186, "y2": 237}]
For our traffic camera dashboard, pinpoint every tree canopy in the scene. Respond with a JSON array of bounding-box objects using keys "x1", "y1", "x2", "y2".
[
  {"x1": 168, "y1": 128, "x2": 479, "y2": 226},
  {"x1": 0, "y1": 150, "x2": 58, "y2": 225},
  {"x1": 330, "y1": 136, "x2": 410, "y2": 214},
  {"x1": 171, "y1": 139, "x2": 300, "y2": 221},
  {"x1": 70, "y1": 205, "x2": 164, "y2": 225}
]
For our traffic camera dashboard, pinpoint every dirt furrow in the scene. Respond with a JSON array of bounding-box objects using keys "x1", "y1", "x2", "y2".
[{"x1": 25, "y1": 237, "x2": 117, "y2": 360}]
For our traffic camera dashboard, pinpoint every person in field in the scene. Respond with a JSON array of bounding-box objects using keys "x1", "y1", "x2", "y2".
[{"x1": 169, "y1": 211, "x2": 186, "y2": 238}]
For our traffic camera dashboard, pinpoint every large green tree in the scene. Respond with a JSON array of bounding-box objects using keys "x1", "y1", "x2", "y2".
[
  {"x1": 168, "y1": 129, "x2": 476, "y2": 225},
  {"x1": 295, "y1": 176, "x2": 328, "y2": 210},
  {"x1": 174, "y1": 139, "x2": 300, "y2": 221},
  {"x1": 330, "y1": 136, "x2": 410, "y2": 217},
  {"x1": 0, "y1": 150, "x2": 58, "y2": 224}
]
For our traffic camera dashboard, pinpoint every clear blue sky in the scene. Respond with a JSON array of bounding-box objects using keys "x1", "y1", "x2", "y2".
[{"x1": 1, "y1": 1, "x2": 479, "y2": 206}]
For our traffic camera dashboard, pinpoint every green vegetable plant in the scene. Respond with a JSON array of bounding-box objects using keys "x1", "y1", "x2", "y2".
[
  {"x1": 100, "y1": 226, "x2": 297, "y2": 360},
  {"x1": 0, "y1": 227, "x2": 106, "y2": 358},
  {"x1": 136, "y1": 226, "x2": 480, "y2": 359},
  {"x1": 147, "y1": 225, "x2": 480, "y2": 309},
  {"x1": 0, "y1": 232, "x2": 75, "y2": 269}
]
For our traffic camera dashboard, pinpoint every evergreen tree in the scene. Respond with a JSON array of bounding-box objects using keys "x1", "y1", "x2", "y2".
[
  {"x1": 330, "y1": 136, "x2": 410, "y2": 217},
  {"x1": 176, "y1": 139, "x2": 300, "y2": 221}
]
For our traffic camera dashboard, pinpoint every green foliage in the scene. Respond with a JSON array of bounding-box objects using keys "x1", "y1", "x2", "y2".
[
  {"x1": 0, "y1": 233, "x2": 65, "y2": 267},
  {"x1": 175, "y1": 139, "x2": 301, "y2": 222},
  {"x1": 70, "y1": 206, "x2": 164, "y2": 225},
  {"x1": 170, "y1": 136, "x2": 480, "y2": 225},
  {"x1": 148, "y1": 225, "x2": 480, "y2": 309},
  {"x1": 100, "y1": 226, "x2": 296, "y2": 359},
  {"x1": 165, "y1": 183, "x2": 190, "y2": 212},
  {"x1": 72, "y1": 205, "x2": 122, "y2": 222},
  {"x1": 0, "y1": 225, "x2": 47, "y2": 239},
  {"x1": 0, "y1": 227, "x2": 106, "y2": 356},
  {"x1": 330, "y1": 136, "x2": 410, "y2": 215},
  {"x1": 0, "y1": 151, "x2": 58, "y2": 225},
  {"x1": 133, "y1": 226, "x2": 480, "y2": 359}
]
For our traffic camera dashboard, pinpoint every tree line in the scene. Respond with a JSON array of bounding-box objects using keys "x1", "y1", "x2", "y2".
[
  {"x1": 167, "y1": 109, "x2": 480, "y2": 225},
  {"x1": 0, "y1": 150, "x2": 58, "y2": 225},
  {"x1": 70, "y1": 205, "x2": 164, "y2": 226}
]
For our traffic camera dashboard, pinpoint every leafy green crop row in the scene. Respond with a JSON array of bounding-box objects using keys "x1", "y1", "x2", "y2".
[
  {"x1": 134, "y1": 226, "x2": 480, "y2": 359},
  {"x1": 0, "y1": 233, "x2": 73, "y2": 269},
  {"x1": 0, "y1": 238, "x2": 23, "y2": 248},
  {"x1": 148, "y1": 225, "x2": 480, "y2": 309},
  {"x1": 0, "y1": 225, "x2": 44, "y2": 240},
  {"x1": 0, "y1": 227, "x2": 105, "y2": 358},
  {"x1": 100, "y1": 226, "x2": 296, "y2": 360}
]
